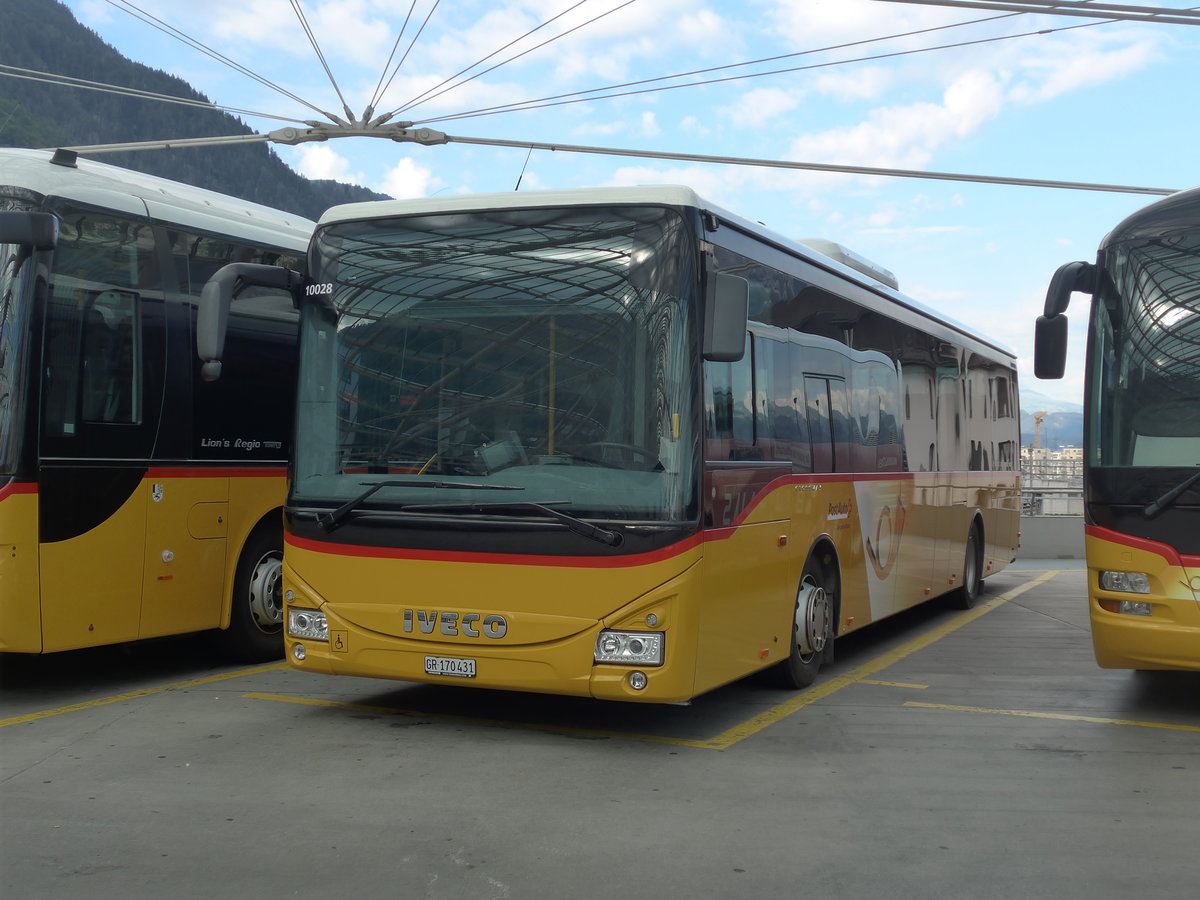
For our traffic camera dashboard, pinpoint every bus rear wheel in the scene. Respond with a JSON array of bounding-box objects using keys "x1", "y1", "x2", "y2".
[
  {"x1": 947, "y1": 525, "x2": 983, "y2": 610},
  {"x1": 219, "y1": 523, "x2": 285, "y2": 662},
  {"x1": 772, "y1": 555, "x2": 836, "y2": 689}
]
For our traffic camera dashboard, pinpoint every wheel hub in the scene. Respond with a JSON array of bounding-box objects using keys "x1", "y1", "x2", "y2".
[
  {"x1": 795, "y1": 575, "x2": 830, "y2": 656},
  {"x1": 247, "y1": 553, "x2": 284, "y2": 628}
]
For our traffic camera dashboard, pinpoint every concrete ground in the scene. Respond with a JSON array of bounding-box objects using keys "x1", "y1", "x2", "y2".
[{"x1": 2, "y1": 561, "x2": 1197, "y2": 900}]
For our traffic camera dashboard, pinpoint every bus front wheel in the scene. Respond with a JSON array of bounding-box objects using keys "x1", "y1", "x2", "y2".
[
  {"x1": 219, "y1": 523, "x2": 285, "y2": 662},
  {"x1": 772, "y1": 555, "x2": 836, "y2": 689}
]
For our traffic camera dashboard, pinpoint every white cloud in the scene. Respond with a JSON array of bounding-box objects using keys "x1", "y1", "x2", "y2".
[
  {"x1": 290, "y1": 145, "x2": 364, "y2": 184},
  {"x1": 724, "y1": 88, "x2": 799, "y2": 128},
  {"x1": 377, "y1": 157, "x2": 445, "y2": 199},
  {"x1": 784, "y1": 68, "x2": 1005, "y2": 179},
  {"x1": 1009, "y1": 39, "x2": 1158, "y2": 105}
]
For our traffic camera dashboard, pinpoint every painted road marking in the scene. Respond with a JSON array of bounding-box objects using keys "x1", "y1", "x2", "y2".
[
  {"x1": 905, "y1": 701, "x2": 1200, "y2": 734},
  {"x1": 246, "y1": 571, "x2": 1061, "y2": 750},
  {"x1": 0, "y1": 662, "x2": 288, "y2": 729},
  {"x1": 861, "y1": 680, "x2": 929, "y2": 689}
]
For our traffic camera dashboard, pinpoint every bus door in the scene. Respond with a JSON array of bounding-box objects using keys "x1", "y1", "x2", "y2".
[{"x1": 39, "y1": 284, "x2": 167, "y2": 650}]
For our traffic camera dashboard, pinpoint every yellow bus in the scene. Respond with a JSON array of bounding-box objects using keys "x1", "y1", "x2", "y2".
[
  {"x1": 0, "y1": 147, "x2": 312, "y2": 661},
  {"x1": 203, "y1": 186, "x2": 1020, "y2": 700},
  {"x1": 1036, "y1": 186, "x2": 1200, "y2": 672}
]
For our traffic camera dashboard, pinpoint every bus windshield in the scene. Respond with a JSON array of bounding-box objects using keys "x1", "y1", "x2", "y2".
[
  {"x1": 294, "y1": 204, "x2": 699, "y2": 523},
  {"x1": 1090, "y1": 225, "x2": 1200, "y2": 470}
]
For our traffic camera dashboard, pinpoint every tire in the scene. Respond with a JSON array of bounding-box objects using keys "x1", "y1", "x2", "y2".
[
  {"x1": 947, "y1": 525, "x2": 983, "y2": 610},
  {"x1": 218, "y1": 522, "x2": 285, "y2": 662},
  {"x1": 771, "y1": 552, "x2": 837, "y2": 689}
]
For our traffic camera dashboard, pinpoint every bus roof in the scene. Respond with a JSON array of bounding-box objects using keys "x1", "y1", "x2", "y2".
[
  {"x1": 1100, "y1": 185, "x2": 1200, "y2": 250},
  {"x1": 0, "y1": 147, "x2": 314, "y2": 250}
]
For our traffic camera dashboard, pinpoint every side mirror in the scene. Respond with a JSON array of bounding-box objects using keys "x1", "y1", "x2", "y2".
[
  {"x1": 1034, "y1": 314, "x2": 1069, "y2": 379},
  {"x1": 198, "y1": 263, "x2": 300, "y2": 381},
  {"x1": 1034, "y1": 260, "x2": 1095, "y2": 380},
  {"x1": 0, "y1": 211, "x2": 59, "y2": 250},
  {"x1": 703, "y1": 272, "x2": 749, "y2": 362}
]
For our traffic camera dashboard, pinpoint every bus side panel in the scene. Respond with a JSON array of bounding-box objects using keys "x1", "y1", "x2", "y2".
[
  {"x1": 39, "y1": 472, "x2": 145, "y2": 651},
  {"x1": 214, "y1": 471, "x2": 286, "y2": 630},
  {"x1": 695, "y1": 466, "x2": 798, "y2": 693},
  {"x1": 1086, "y1": 526, "x2": 1200, "y2": 671},
  {"x1": 138, "y1": 473, "x2": 229, "y2": 639},
  {"x1": 0, "y1": 487, "x2": 42, "y2": 652}
]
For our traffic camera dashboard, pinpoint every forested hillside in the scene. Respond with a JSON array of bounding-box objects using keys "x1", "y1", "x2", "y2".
[{"x1": 0, "y1": 0, "x2": 388, "y2": 219}]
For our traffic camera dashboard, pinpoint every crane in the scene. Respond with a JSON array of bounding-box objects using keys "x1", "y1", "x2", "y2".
[{"x1": 1033, "y1": 411, "x2": 1048, "y2": 450}]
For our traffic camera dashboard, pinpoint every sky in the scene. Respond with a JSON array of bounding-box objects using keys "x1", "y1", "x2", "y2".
[{"x1": 57, "y1": 0, "x2": 1200, "y2": 407}]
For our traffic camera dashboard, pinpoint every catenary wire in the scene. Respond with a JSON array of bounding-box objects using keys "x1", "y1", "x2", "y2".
[
  {"x1": 0, "y1": 63, "x2": 310, "y2": 125},
  {"x1": 99, "y1": 0, "x2": 340, "y2": 120},
  {"x1": 386, "y1": 0, "x2": 639, "y2": 119},
  {"x1": 367, "y1": 0, "x2": 421, "y2": 114},
  {"x1": 289, "y1": 0, "x2": 355, "y2": 122},
  {"x1": 371, "y1": 0, "x2": 444, "y2": 120},
  {"x1": 410, "y1": 14, "x2": 1106, "y2": 126}
]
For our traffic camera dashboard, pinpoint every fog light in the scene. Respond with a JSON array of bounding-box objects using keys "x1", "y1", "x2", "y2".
[
  {"x1": 594, "y1": 630, "x2": 664, "y2": 666},
  {"x1": 1118, "y1": 600, "x2": 1152, "y2": 616},
  {"x1": 1099, "y1": 570, "x2": 1150, "y2": 594},
  {"x1": 628, "y1": 671, "x2": 648, "y2": 690},
  {"x1": 292, "y1": 643, "x2": 306, "y2": 661},
  {"x1": 288, "y1": 607, "x2": 328, "y2": 641}
]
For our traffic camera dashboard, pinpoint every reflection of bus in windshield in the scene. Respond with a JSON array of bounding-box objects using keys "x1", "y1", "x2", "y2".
[
  {"x1": 1036, "y1": 187, "x2": 1200, "y2": 673},
  {"x1": 208, "y1": 186, "x2": 1019, "y2": 702},
  {"x1": 0, "y1": 148, "x2": 312, "y2": 660}
]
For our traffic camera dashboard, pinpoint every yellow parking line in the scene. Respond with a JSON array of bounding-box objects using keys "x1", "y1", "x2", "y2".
[
  {"x1": 861, "y1": 680, "x2": 929, "y2": 689},
  {"x1": 247, "y1": 570, "x2": 1060, "y2": 750},
  {"x1": 701, "y1": 570, "x2": 1060, "y2": 748},
  {"x1": 0, "y1": 662, "x2": 289, "y2": 728},
  {"x1": 905, "y1": 701, "x2": 1200, "y2": 734}
]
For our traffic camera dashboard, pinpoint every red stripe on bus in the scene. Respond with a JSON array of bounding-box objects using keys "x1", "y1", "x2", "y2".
[
  {"x1": 0, "y1": 482, "x2": 38, "y2": 502},
  {"x1": 286, "y1": 532, "x2": 704, "y2": 568},
  {"x1": 145, "y1": 467, "x2": 287, "y2": 479},
  {"x1": 1085, "y1": 523, "x2": 1200, "y2": 568}
]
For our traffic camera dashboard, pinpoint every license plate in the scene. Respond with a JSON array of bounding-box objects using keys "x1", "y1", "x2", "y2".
[{"x1": 424, "y1": 655, "x2": 476, "y2": 678}]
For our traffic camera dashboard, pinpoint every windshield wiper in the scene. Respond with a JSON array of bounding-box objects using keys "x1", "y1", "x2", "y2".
[
  {"x1": 402, "y1": 500, "x2": 624, "y2": 547},
  {"x1": 1143, "y1": 469, "x2": 1200, "y2": 518},
  {"x1": 313, "y1": 479, "x2": 524, "y2": 532}
]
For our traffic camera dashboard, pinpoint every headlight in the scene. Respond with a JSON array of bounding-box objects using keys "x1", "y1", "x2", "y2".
[
  {"x1": 594, "y1": 630, "x2": 664, "y2": 666},
  {"x1": 288, "y1": 607, "x2": 328, "y2": 641},
  {"x1": 1099, "y1": 571, "x2": 1151, "y2": 594}
]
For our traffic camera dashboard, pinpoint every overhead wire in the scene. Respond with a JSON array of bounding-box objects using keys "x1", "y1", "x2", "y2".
[
  {"x1": 31, "y1": 0, "x2": 1190, "y2": 200},
  {"x1": 384, "y1": 0, "x2": 596, "y2": 118},
  {"x1": 0, "y1": 63, "x2": 310, "y2": 125},
  {"x1": 98, "y1": 0, "x2": 339, "y2": 121},
  {"x1": 367, "y1": 0, "x2": 421, "y2": 114},
  {"x1": 370, "y1": 0, "x2": 444, "y2": 121},
  {"x1": 288, "y1": 0, "x2": 355, "y2": 122},
  {"x1": 409, "y1": 12, "x2": 1108, "y2": 126},
  {"x1": 386, "y1": 0, "x2": 639, "y2": 120}
]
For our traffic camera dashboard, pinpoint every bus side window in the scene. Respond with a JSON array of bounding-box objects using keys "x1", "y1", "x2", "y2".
[
  {"x1": 43, "y1": 296, "x2": 84, "y2": 437},
  {"x1": 80, "y1": 291, "x2": 139, "y2": 424},
  {"x1": 703, "y1": 333, "x2": 754, "y2": 460},
  {"x1": 44, "y1": 289, "x2": 140, "y2": 436},
  {"x1": 806, "y1": 376, "x2": 833, "y2": 472}
]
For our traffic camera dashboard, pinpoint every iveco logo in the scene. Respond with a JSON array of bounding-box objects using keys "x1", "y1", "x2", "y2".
[{"x1": 402, "y1": 609, "x2": 508, "y2": 639}]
